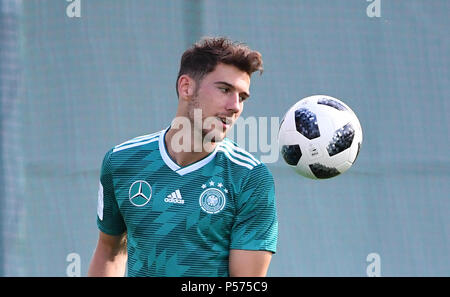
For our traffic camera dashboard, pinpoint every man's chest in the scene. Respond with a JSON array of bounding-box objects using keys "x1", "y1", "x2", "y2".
[{"x1": 111, "y1": 166, "x2": 238, "y2": 234}]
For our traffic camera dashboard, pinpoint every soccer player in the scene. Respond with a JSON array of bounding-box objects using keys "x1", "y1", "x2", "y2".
[{"x1": 88, "y1": 37, "x2": 278, "y2": 277}]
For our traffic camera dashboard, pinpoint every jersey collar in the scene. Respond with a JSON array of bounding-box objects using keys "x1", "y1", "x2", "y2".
[{"x1": 158, "y1": 126, "x2": 219, "y2": 176}]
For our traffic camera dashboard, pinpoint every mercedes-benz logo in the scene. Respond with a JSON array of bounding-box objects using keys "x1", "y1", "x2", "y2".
[{"x1": 129, "y1": 180, "x2": 152, "y2": 207}]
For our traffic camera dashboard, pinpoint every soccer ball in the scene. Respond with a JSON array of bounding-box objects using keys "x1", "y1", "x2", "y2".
[{"x1": 278, "y1": 95, "x2": 363, "y2": 179}]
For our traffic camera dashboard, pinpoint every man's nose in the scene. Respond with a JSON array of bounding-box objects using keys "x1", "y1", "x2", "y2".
[{"x1": 226, "y1": 92, "x2": 241, "y2": 113}]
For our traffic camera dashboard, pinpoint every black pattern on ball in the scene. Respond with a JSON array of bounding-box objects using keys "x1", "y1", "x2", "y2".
[
  {"x1": 295, "y1": 108, "x2": 320, "y2": 140},
  {"x1": 317, "y1": 98, "x2": 347, "y2": 111},
  {"x1": 353, "y1": 142, "x2": 361, "y2": 163},
  {"x1": 281, "y1": 144, "x2": 302, "y2": 166},
  {"x1": 327, "y1": 123, "x2": 355, "y2": 156},
  {"x1": 279, "y1": 114, "x2": 286, "y2": 133},
  {"x1": 309, "y1": 163, "x2": 341, "y2": 179}
]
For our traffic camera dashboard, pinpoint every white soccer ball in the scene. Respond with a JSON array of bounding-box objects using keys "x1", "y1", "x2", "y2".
[{"x1": 278, "y1": 95, "x2": 363, "y2": 179}]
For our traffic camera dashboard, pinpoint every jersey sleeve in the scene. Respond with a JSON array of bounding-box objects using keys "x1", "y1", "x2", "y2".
[
  {"x1": 230, "y1": 163, "x2": 278, "y2": 253},
  {"x1": 96, "y1": 149, "x2": 127, "y2": 235}
]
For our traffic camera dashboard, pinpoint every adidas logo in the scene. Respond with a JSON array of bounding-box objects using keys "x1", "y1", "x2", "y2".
[{"x1": 164, "y1": 189, "x2": 185, "y2": 204}]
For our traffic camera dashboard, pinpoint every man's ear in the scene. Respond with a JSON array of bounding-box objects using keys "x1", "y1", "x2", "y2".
[{"x1": 177, "y1": 74, "x2": 196, "y2": 101}]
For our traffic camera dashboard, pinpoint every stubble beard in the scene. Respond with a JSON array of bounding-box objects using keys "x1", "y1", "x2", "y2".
[{"x1": 188, "y1": 95, "x2": 226, "y2": 148}]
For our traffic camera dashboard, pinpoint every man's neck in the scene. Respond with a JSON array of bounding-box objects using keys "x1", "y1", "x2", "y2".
[{"x1": 164, "y1": 127, "x2": 217, "y2": 167}]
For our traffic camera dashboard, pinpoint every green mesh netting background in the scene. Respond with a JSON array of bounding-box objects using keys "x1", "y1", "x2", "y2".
[{"x1": 0, "y1": 0, "x2": 448, "y2": 276}]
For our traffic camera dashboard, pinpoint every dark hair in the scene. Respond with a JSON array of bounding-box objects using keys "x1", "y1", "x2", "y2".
[{"x1": 176, "y1": 37, "x2": 263, "y2": 97}]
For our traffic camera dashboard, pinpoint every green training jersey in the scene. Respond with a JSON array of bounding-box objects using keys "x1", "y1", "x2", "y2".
[{"x1": 97, "y1": 127, "x2": 278, "y2": 276}]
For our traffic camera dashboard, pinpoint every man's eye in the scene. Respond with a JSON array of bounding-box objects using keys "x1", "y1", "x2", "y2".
[
  {"x1": 240, "y1": 95, "x2": 250, "y2": 102},
  {"x1": 219, "y1": 87, "x2": 229, "y2": 93}
]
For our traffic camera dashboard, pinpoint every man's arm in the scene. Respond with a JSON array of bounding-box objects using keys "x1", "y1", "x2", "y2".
[
  {"x1": 88, "y1": 231, "x2": 128, "y2": 277},
  {"x1": 229, "y1": 249, "x2": 273, "y2": 277}
]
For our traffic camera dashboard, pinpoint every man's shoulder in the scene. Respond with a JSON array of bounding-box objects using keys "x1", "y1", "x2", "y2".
[
  {"x1": 217, "y1": 139, "x2": 275, "y2": 199},
  {"x1": 100, "y1": 130, "x2": 165, "y2": 174},
  {"x1": 101, "y1": 130, "x2": 164, "y2": 166},
  {"x1": 110, "y1": 130, "x2": 164, "y2": 155}
]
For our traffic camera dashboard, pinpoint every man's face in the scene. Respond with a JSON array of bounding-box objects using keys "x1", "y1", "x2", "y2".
[{"x1": 189, "y1": 63, "x2": 251, "y2": 143}]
